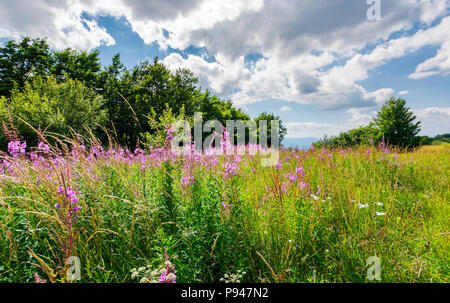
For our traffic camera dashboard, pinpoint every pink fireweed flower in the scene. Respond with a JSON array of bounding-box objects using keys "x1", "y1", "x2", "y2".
[
  {"x1": 56, "y1": 185, "x2": 82, "y2": 218},
  {"x1": 275, "y1": 162, "x2": 283, "y2": 169},
  {"x1": 295, "y1": 166, "x2": 305, "y2": 177},
  {"x1": 288, "y1": 173, "x2": 297, "y2": 183},
  {"x1": 180, "y1": 174, "x2": 195, "y2": 187},
  {"x1": 33, "y1": 273, "x2": 46, "y2": 283},
  {"x1": 38, "y1": 142, "x2": 50, "y2": 153},
  {"x1": 224, "y1": 162, "x2": 238, "y2": 178},
  {"x1": 221, "y1": 202, "x2": 234, "y2": 209},
  {"x1": 165, "y1": 125, "x2": 174, "y2": 142},
  {"x1": 8, "y1": 141, "x2": 26, "y2": 157},
  {"x1": 159, "y1": 257, "x2": 177, "y2": 283}
]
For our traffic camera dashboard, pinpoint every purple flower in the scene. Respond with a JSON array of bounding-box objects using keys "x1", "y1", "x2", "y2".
[
  {"x1": 181, "y1": 174, "x2": 195, "y2": 187},
  {"x1": 38, "y1": 142, "x2": 50, "y2": 153},
  {"x1": 224, "y1": 162, "x2": 238, "y2": 178},
  {"x1": 8, "y1": 141, "x2": 26, "y2": 157}
]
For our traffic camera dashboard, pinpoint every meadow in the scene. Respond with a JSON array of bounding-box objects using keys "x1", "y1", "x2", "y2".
[{"x1": 0, "y1": 140, "x2": 449, "y2": 283}]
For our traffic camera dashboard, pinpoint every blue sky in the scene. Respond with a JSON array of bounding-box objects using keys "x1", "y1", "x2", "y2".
[{"x1": 1, "y1": 0, "x2": 449, "y2": 139}]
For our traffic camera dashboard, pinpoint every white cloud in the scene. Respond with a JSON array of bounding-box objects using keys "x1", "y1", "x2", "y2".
[
  {"x1": 410, "y1": 40, "x2": 450, "y2": 79},
  {"x1": 0, "y1": 0, "x2": 115, "y2": 51},
  {"x1": 414, "y1": 107, "x2": 450, "y2": 136},
  {"x1": 280, "y1": 106, "x2": 291, "y2": 112},
  {"x1": 0, "y1": 0, "x2": 449, "y2": 113},
  {"x1": 286, "y1": 106, "x2": 450, "y2": 139},
  {"x1": 398, "y1": 90, "x2": 409, "y2": 95}
]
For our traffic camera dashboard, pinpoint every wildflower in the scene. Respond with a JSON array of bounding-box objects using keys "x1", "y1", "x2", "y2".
[
  {"x1": 165, "y1": 125, "x2": 174, "y2": 142},
  {"x1": 33, "y1": 273, "x2": 46, "y2": 283},
  {"x1": 288, "y1": 173, "x2": 297, "y2": 183},
  {"x1": 38, "y1": 142, "x2": 50, "y2": 153},
  {"x1": 221, "y1": 202, "x2": 234, "y2": 209},
  {"x1": 8, "y1": 141, "x2": 26, "y2": 157},
  {"x1": 295, "y1": 166, "x2": 305, "y2": 177},
  {"x1": 376, "y1": 212, "x2": 386, "y2": 216},
  {"x1": 224, "y1": 162, "x2": 238, "y2": 178},
  {"x1": 181, "y1": 174, "x2": 195, "y2": 187},
  {"x1": 275, "y1": 162, "x2": 283, "y2": 169},
  {"x1": 358, "y1": 204, "x2": 369, "y2": 209},
  {"x1": 375, "y1": 202, "x2": 383, "y2": 206}
]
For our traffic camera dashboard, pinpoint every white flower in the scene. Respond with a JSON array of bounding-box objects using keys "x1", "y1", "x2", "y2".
[
  {"x1": 376, "y1": 212, "x2": 386, "y2": 216},
  {"x1": 358, "y1": 204, "x2": 369, "y2": 209},
  {"x1": 375, "y1": 202, "x2": 383, "y2": 206},
  {"x1": 131, "y1": 271, "x2": 139, "y2": 279}
]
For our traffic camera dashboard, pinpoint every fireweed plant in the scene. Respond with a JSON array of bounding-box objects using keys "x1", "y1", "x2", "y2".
[{"x1": 0, "y1": 134, "x2": 449, "y2": 283}]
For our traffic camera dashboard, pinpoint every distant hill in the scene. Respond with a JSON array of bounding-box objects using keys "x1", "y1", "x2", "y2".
[{"x1": 283, "y1": 138, "x2": 318, "y2": 149}]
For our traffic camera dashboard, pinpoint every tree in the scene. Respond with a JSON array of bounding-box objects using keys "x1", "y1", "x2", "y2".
[
  {"x1": 51, "y1": 48, "x2": 101, "y2": 88},
  {"x1": 315, "y1": 124, "x2": 381, "y2": 148},
  {"x1": 0, "y1": 37, "x2": 256, "y2": 150},
  {"x1": 373, "y1": 98, "x2": 421, "y2": 147},
  {"x1": 1, "y1": 76, "x2": 107, "y2": 147},
  {"x1": 0, "y1": 37, "x2": 53, "y2": 97},
  {"x1": 254, "y1": 112, "x2": 287, "y2": 147}
]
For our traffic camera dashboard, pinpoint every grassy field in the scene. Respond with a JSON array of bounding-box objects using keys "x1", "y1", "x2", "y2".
[{"x1": 0, "y1": 142, "x2": 449, "y2": 283}]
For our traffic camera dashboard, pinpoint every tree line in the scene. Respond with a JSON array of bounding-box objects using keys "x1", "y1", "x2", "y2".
[
  {"x1": 0, "y1": 37, "x2": 286, "y2": 151},
  {"x1": 315, "y1": 97, "x2": 448, "y2": 149}
]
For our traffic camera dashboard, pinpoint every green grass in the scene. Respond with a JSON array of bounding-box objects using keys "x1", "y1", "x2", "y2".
[{"x1": 0, "y1": 144, "x2": 449, "y2": 283}]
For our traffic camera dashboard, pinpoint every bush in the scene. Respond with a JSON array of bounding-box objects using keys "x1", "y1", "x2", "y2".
[
  {"x1": 0, "y1": 76, "x2": 107, "y2": 148},
  {"x1": 315, "y1": 125, "x2": 381, "y2": 149},
  {"x1": 373, "y1": 97, "x2": 421, "y2": 148}
]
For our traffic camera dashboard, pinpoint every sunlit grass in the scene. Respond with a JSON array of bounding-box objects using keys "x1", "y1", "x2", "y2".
[{"x1": 0, "y1": 142, "x2": 448, "y2": 282}]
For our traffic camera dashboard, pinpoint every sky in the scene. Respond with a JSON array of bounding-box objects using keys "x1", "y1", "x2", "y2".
[{"x1": 1, "y1": 0, "x2": 449, "y2": 140}]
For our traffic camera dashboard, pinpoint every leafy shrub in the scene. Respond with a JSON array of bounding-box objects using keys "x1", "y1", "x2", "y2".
[{"x1": 0, "y1": 76, "x2": 107, "y2": 148}]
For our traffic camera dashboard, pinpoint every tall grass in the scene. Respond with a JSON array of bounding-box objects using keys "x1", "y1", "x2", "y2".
[{"x1": 0, "y1": 140, "x2": 448, "y2": 282}]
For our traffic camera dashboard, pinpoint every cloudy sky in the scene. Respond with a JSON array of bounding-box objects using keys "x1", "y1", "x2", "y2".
[{"x1": 1, "y1": 0, "x2": 449, "y2": 139}]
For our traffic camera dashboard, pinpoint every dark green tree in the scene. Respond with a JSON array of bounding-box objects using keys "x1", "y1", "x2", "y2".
[
  {"x1": 0, "y1": 76, "x2": 107, "y2": 148},
  {"x1": 0, "y1": 37, "x2": 53, "y2": 97},
  {"x1": 373, "y1": 98, "x2": 421, "y2": 147},
  {"x1": 254, "y1": 112, "x2": 287, "y2": 147},
  {"x1": 51, "y1": 48, "x2": 101, "y2": 87}
]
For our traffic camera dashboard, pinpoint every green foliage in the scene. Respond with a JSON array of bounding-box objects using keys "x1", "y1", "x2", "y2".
[
  {"x1": 141, "y1": 104, "x2": 191, "y2": 149},
  {"x1": 0, "y1": 37, "x2": 285, "y2": 151},
  {"x1": 317, "y1": 98, "x2": 423, "y2": 149},
  {"x1": 1, "y1": 76, "x2": 107, "y2": 147},
  {"x1": 0, "y1": 37, "x2": 53, "y2": 97},
  {"x1": 431, "y1": 133, "x2": 450, "y2": 145},
  {"x1": 1, "y1": 145, "x2": 449, "y2": 282},
  {"x1": 315, "y1": 125, "x2": 381, "y2": 149},
  {"x1": 51, "y1": 49, "x2": 101, "y2": 88},
  {"x1": 373, "y1": 97, "x2": 421, "y2": 147},
  {"x1": 254, "y1": 112, "x2": 287, "y2": 147}
]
